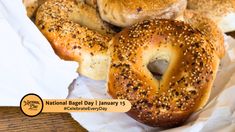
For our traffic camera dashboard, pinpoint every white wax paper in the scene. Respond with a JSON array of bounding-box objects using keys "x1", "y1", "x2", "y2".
[
  {"x1": 0, "y1": 0, "x2": 78, "y2": 106},
  {"x1": 1, "y1": 0, "x2": 235, "y2": 131}
]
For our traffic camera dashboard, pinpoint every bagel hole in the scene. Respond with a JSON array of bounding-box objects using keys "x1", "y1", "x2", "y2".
[{"x1": 147, "y1": 59, "x2": 169, "y2": 80}]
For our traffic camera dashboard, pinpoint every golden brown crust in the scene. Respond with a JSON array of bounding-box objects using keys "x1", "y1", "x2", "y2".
[
  {"x1": 70, "y1": 1, "x2": 116, "y2": 35},
  {"x1": 187, "y1": 0, "x2": 235, "y2": 32},
  {"x1": 183, "y1": 10, "x2": 225, "y2": 58},
  {"x1": 187, "y1": 0, "x2": 235, "y2": 17},
  {"x1": 85, "y1": 0, "x2": 97, "y2": 8},
  {"x1": 97, "y1": 0, "x2": 187, "y2": 27},
  {"x1": 35, "y1": 0, "x2": 111, "y2": 80},
  {"x1": 108, "y1": 19, "x2": 220, "y2": 127}
]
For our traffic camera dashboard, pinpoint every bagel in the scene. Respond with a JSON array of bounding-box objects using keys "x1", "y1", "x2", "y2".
[
  {"x1": 182, "y1": 10, "x2": 225, "y2": 58},
  {"x1": 187, "y1": 0, "x2": 235, "y2": 32},
  {"x1": 65, "y1": 0, "x2": 116, "y2": 35},
  {"x1": 108, "y1": 19, "x2": 221, "y2": 127},
  {"x1": 97, "y1": 0, "x2": 187, "y2": 27},
  {"x1": 35, "y1": 0, "x2": 113, "y2": 80}
]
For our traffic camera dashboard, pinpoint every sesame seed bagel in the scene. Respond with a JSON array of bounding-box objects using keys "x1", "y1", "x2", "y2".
[
  {"x1": 97, "y1": 0, "x2": 187, "y2": 27},
  {"x1": 182, "y1": 10, "x2": 225, "y2": 58},
  {"x1": 108, "y1": 19, "x2": 221, "y2": 127},
  {"x1": 35, "y1": 0, "x2": 113, "y2": 80},
  {"x1": 187, "y1": 0, "x2": 235, "y2": 32}
]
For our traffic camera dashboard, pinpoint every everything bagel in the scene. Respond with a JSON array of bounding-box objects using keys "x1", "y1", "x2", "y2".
[
  {"x1": 97, "y1": 0, "x2": 187, "y2": 27},
  {"x1": 108, "y1": 19, "x2": 221, "y2": 127},
  {"x1": 35, "y1": 0, "x2": 113, "y2": 80}
]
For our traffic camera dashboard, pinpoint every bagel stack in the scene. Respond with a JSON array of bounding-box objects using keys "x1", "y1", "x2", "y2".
[{"x1": 27, "y1": 0, "x2": 227, "y2": 128}]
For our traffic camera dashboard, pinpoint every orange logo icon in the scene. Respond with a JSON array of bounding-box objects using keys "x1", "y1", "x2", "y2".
[{"x1": 20, "y1": 94, "x2": 43, "y2": 117}]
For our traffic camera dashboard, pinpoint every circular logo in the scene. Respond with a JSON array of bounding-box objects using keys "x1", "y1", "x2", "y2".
[{"x1": 20, "y1": 93, "x2": 43, "y2": 117}]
